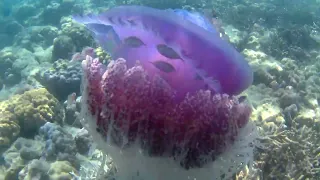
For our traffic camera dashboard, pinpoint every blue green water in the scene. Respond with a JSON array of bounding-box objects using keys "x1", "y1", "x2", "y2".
[{"x1": 0, "y1": 0, "x2": 320, "y2": 179}]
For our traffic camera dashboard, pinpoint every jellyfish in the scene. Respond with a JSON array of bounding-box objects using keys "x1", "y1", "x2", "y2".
[{"x1": 76, "y1": 5, "x2": 258, "y2": 180}]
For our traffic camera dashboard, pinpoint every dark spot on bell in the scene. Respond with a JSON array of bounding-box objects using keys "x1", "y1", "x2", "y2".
[
  {"x1": 127, "y1": 19, "x2": 136, "y2": 26},
  {"x1": 152, "y1": 61, "x2": 176, "y2": 73},
  {"x1": 108, "y1": 17, "x2": 114, "y2": 24},
  {"x1": 194, "y1": 73, "x2": 203, "y2": 80},
  {"x1": 118, "y1": 17, "x2": 126, "y2": 26},
  {"x1": 157, "y1": 44, "x2": 181, "y2": 59},
  {"x1": 124, "y1": 36, "x2": 145, "y2": 48}
]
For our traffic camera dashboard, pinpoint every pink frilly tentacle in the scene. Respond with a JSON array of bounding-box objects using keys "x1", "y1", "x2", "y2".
[{"x1": 80, "y1": 55, "x2": 257, "y2": 179}]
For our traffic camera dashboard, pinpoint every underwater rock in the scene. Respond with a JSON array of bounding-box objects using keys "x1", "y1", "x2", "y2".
[
  {"x1": 0, "y1": 88, "x2": 63, "y2": 138},
  {"x1": 64, "y1": 94, "x2": 82, "y2": 127},
  {"x1": 39, "y1": 122, "x2": 79, "y2": 168},
  {"x1": 0, "y1": 47, "x2": 44, "y2": 87},
  {"x1": 12, "y1": 49, "x2": 39, "y2": 78},
  {"x1": 3, "y1": 73, "x2": 21, "y2": 86},
  {"x1": 246, "y1": 32, "x2": 262, "y2": 51},
  {"x1": 47, "y1": 161, "x2": 78, "y2": 180},
  {"x1": 74, "y1": 128, "x2": 93, "y2": 155},
  {"x1": 4, "y1": 165, "x2": 24, "y2": 180},
  {"x1": 18, "y1": 159, "x2": 51, "y2": 180},
  {"x1": 251, "y1": 102, "x2": 281, "y2": 122},
  {"x1": 60, "y1": 17, "x2": 93, "y2": 51},
  {"x1": 14, "y1": 26, "x2": 59, "y2": 51},
  {"x1": 0, "y1": 111, "x2": 20, "y2": 149},
  {"x1": 41, "y1": 0, "x2": 77, "y2": 25},
  {"x1": 36, "y1": 59, "x2": 82, "y2": 101},
  {"x1": 243, "y1": 49, "x2": 283, "y2": 87},
  {"x1": 0, "y1": 34, "x2": 12, "y2": 50},
  {"x1": 0, "y1": 78, "x2": 3, "y2": 90},
  {"x1": 12, "y1": 4, "x2": 37, "y2": 23},
  {"x1": 3, "y1": 138, "x2": 44, "y2": 180},
  {"x1": 139, "y1": 0, "x2": 185, "y2": 9},
  {"x1": 3, "y1": 138, "x2": 44, "y2": 167},
  {"x1": 3, "y1": 21, "x2": 23, "y2": 37},
  {"x1": 261, "y1": 27, "x2": 318, "y2": 61},
  {"x1": 279, "y1": 91, "x2": 300, "y2": 109},
  {"x1": 0, "y1": 47, "x2": 16, "y2": 80},
  {"x1": 304, "y1": 95, "x2": 319, "y2": 109},
  {"x1": 33, "y1": 46, "x2": 53, "y2": 63},
  {"x1": 60, "y1": 0, "x2": 76, "y2": 12},
  {"x1": 283, "y1": 104, "x2": 299, "y2": 127},
  {"x1": 64, "y1": 102, "x2": 79, "y2": 126},
  {"x1": 223, "y1": 24, "x2": 247, "y2": 48},
  {"x1": 41, "y1": 2, "x2": 63, "y2": 25},
  {"x1": 52, "y1": 35, "x2": 75, "y2": 61},
  {"x1": 294, "y1": 109, "x2": 316, "y2": 128}
]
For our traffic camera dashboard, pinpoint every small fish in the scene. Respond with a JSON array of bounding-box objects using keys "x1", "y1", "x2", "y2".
[
  {"x1": 194, "y1": 73, "x2": 203, "y2": 80},
  {"x1": 151, "y1": 61, "x2": 176, "y2": 73},
  {"x1": 156, "y1": 44, "x2": 181, "y2": 59},
  {"x1": 124, "y1": 36, "x2": 145, "y2": 48}
]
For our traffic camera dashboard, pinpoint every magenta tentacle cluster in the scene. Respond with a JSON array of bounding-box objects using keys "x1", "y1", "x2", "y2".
[{"x1": 81, "y1": 55, "x2": 257, "y2": 179}]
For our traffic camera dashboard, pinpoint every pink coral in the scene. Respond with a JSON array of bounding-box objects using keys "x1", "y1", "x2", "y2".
[{"x1": 80, "y1": 55, "x2": 258, "y2": 179}]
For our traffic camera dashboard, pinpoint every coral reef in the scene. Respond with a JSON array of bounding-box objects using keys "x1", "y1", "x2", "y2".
[
  {"x1": 0, "y1": 111, "x2": 20, "y2": 149},
  {"x1": 60, "y1": 17, "x2": 93, "y2": 51},
  {"x1": 74, "y1": 128, "x2": 93, "y2": 155},
  {"x1": 36, "y1": 59, "x2": 82, "y2": 101},
  {"x1": 3, "y1": 138, "x2": 44, "y2": 179},
  {"x1": 13, "y1": 26, "x2": 58, "y2": 51},
  {"x1": 52, "y1": 35, "x2": 75, "y2": 61},
  {"x1": 48, "y1": 160, "x2": 78, "y2": 179},
  {"x1": 18, "y1": 159, "x2": 78, "y2": 180},
  {"x1": 253, "y1": 124, "x2": 320, "y2": 179},
  {"x1": 1, "y1": 0, "x2": 320, "y2": 179},
  {"x1": 0, "y1": 88, "x2": 63, "y2": 142},
  {"x1": 39, "y1": 122, "x2": 79, "y2": 168},
  {"x1": 0, "y1": 47, "x2": 21, "y2": 86}
]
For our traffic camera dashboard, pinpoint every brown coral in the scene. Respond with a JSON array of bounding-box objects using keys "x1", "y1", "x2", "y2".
[{"x1": 0, "y1": 88, "x2": 63, "y2": 147}]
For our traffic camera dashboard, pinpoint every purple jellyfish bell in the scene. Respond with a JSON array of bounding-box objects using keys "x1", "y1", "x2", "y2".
[
  {"x1": 76, "y1": 5, "x2": 258, "y2": 180},
  {"x1": 73, "y1": 5, "x2": 253, "y2": 99}
]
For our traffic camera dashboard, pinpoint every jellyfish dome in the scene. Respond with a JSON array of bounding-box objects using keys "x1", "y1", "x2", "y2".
[{"x1": 76, "y1": 5, "x2": 258, "y2": 180}]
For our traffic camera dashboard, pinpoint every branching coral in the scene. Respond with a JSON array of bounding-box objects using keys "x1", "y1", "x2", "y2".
[
  {"x1": 80, "y1": 56, "x2": 258, "y2": 180},
  {"x1": 253, "y1": 123, "x2": 320, "y2": 179}
]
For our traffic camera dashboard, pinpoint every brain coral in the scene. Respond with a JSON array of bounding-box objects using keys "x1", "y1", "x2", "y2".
[{"x1": 0, "y1": 88, "x2": 63, "y2": 143}]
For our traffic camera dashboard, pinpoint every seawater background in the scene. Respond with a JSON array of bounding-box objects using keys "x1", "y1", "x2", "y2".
[{"x1": 0, "y1": 0, "x2": 320, "y2": 179}]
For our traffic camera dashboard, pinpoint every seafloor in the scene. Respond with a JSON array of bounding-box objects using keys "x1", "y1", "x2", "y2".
[{"x1": 0, "y1": 0, "x2": 320, "y2": 179}]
